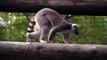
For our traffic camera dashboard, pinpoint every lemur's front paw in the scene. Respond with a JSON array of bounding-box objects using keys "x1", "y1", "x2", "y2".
[{"x1": 40, "y1": 40, "x2": 47, "y2": 43}]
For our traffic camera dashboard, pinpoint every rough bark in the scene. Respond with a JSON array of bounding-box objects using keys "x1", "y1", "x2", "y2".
[{"x1": 0, "y1": 41, "x2": 107, "y2": 60}]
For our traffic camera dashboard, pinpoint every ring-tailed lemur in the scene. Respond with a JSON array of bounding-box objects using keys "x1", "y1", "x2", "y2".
[{"x1": 26, "y1": 8, "x2": 79, "y2": 43}]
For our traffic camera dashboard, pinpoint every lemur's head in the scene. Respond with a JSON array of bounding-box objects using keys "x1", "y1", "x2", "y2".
[{"x1": 71, "y1": 23, "x2": 79, "y2": 35}]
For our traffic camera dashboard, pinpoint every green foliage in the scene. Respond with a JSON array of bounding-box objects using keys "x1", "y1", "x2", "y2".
[
  {"x1": 0, "y1": 12, "x2": 27, "y2": 41},
  {"x1": 69, "y1": 16, "x2": 107, "y2": 44},
  {"x1": 0, "y1": 12, "x2": 107, "y2": 44}
]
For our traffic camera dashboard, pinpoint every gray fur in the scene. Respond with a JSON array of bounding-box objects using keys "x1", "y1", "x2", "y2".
[{"x1": 26, "y1": 8, "x2": 79, "y2": 43}]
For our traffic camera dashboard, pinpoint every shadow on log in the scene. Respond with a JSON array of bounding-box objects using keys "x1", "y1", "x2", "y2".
[{"x1": 0, "y1": 41, "x2": 107, "y2": 60}]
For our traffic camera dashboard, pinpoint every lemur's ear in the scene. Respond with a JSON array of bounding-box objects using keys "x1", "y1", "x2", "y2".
[{"x1": 65, "y1": 14, "x2": 72, "y2": 19}]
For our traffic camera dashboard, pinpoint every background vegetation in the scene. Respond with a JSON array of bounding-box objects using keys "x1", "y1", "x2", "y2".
[{"x1": 0, "y1": 12, "x2": 107, "y2": 44}]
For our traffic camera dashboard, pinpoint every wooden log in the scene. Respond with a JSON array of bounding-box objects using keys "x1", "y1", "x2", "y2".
[
  {"x1": 0, "y1": 0, "x2": 107, "y2": 15},
  {"x1": 0, "y1": 41, "x2": 107, "y2": 60}
]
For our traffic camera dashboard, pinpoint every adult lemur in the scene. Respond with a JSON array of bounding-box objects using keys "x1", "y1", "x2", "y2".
[{"x1": 26, "y1": 8, "x2": 79, "y2": 43}]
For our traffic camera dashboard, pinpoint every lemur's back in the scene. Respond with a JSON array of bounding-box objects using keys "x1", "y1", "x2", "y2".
[{"x1": 35, "y1": 8, "x2": 65, "y2": 27}]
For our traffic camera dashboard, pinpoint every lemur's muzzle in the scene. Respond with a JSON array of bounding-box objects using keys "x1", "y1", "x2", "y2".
[{"x1": 72, "y1": 24, "x2": 79, "y2": 35}]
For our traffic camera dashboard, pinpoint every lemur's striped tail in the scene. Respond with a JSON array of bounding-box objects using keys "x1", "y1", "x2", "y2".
[
  {"x1": 27, "y1": 17, "x2": 35, "y2": 33},
  {"x1": 26, "y1": 17, "x2": 36, "y2": 42}
]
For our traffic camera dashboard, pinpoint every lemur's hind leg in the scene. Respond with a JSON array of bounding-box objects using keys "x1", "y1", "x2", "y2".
[{"x1": 39, "y1": 26, "x2": 50, "y2": 43}]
